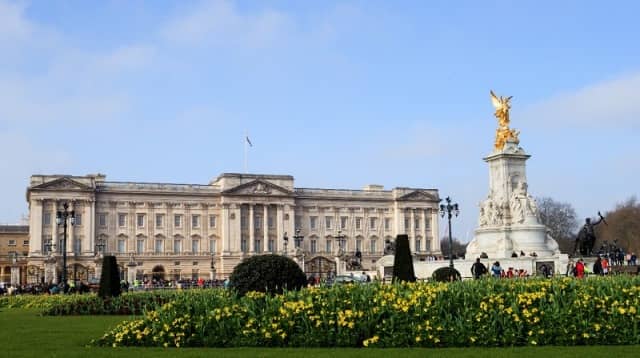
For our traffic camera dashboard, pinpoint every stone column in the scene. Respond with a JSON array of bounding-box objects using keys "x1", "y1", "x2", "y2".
[
  {"x1": 393, "y1": 203, "x2": 403, "y2": 236},
  {"x1": 263, "y1": 205, "x2": 269, "y2": 252},
  {"x1": 410, "y1": 209, "x2": 416, "y2": 252},
  {"x1": 83, "y1": 200, "x2": 93, "y2": 255},
  {"x1": 11, "y1": 265, "x2": 21, "y2": 286},
  {"x1": 421, "y1": 209, "x2": 428, "y2": 253},
  {"x1": 51, "y1": 200, "x2": 58, "y2": 254},
  {"x1": 29, "y1": 199, "x2": 44, "y2": 255},
  {"x1": 276, "y1": 204, "x2": 283, "y2": 254},
  {"x1": 68, "y1": 201, "x2": 75, "y2": 254},
  {"x1": 221, "y1": 204, "x2": 230, "y2": 253},
  {"x1": 431, "y1": 209, "x2": 439, "y2": 252},
  {"x1": 249, "y1": 204, "x2": 255, "y2": 253}
]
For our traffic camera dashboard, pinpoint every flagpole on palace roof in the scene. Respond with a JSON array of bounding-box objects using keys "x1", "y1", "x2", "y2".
[{"x1": 244, "y1": 131, "x2": 248, "y2": 174}]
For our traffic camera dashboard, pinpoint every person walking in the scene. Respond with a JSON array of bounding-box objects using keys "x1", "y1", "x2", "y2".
[
  {"x1": 575, "y1": 259, "x2": 585, "y2": 278},
  {"x1": 471, "y1": 258, "x2": 488, "y2": 279}
]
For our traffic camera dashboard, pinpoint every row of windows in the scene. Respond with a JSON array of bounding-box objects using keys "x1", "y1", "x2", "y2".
[
  {"x1": 7, "y1": 240, "x2": 29, "y2": 246},
  {"x1": 96, "y1": 213, "x2": 218, "y2": 230},
  {"x1": 302, "y1": 216, "x2": 430, "y2": 231},
  {"x1": 43, "y1": 212, "x2": 83, "y2": 226},
  {"x1": 109, "y1": 239, "x2": 218, "y2": 255}
]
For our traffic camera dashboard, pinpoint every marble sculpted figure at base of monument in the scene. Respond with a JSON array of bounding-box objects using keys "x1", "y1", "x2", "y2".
[{"x1": 465, "y1": 91, "x2": 561, "y2": 260}]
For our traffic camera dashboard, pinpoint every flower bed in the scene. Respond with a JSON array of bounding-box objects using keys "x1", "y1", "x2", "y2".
[
  {"x1": 94, "y1": 276, "x2": 640, "y2": 348},
  {"x1": 1, "y1": 291, "x2": 183, "y2": 315}
]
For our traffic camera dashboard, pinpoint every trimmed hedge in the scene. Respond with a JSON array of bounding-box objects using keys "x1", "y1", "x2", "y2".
[
  {"x1": 392, "y1": 234, "x2": 416, "y2": 283},
  {"x1": 432, "y1": 267, "x2": 461, "y2": 282},
  {"x1": 229, "y1": 254, "x2": 307, "y2": 296},
  {"x1": 99, "y1": 255, "x2": 121, "y2": 298}
]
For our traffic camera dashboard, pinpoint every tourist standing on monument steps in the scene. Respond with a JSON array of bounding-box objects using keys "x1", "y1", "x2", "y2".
[{"x1": 471, "y1": 258, "x2": 487, "y2": 279}]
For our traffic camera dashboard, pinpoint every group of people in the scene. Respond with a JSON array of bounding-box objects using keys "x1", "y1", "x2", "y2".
[{"x1": 471, "y1": 259, "x2": 531, "y2": 279}]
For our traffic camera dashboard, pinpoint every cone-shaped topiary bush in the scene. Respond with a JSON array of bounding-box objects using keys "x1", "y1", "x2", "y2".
[
  {"x1": 98, "y1": 255, "x2": 121, "y2": 298},
  {"x1": 229, "y1": 254, "x2": 307, "y2": 296},
  {"x1": 432, "y1": 266, "x2": 461, "y2": 282},
  {"x1": 392, "y1": 234, "x2": 416, "y2": 282}
]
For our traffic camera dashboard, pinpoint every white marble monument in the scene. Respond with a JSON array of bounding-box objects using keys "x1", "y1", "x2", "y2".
[{"x1": 466, "y1": 91, "x2": 561, "y2": 260}]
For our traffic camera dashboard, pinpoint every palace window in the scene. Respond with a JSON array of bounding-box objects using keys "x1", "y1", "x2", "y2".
[
  {"x1": 209, "y1": 215, "x2": 217, "y2": 228},
  {"x1": 98, "y1": 213, "x2": 107, "y2": 227},
  {"x1": 209, "y1": 239, "x2": 217, "y2": 253},
  {"x1": 355, "y1": 217, "x2": 362, "y2": 230},
  {"x1": 155, "y1": 239, "x2": 163, "y2": 254},
  {"x1": 43, "y1": 212, "x2": 51, "y2": 226},
  {"x1": 326, "y1": 240, "x2": 332, "y2": 253},
  {"x1": 425, "y1": 217, "x2": 430, "y2": 229},
  {"x1": 356, "y1": 239, "x2": 362, "y2": 251},
  {"x1": 415, "y1": 218, "x2": 420, "y2": 230},
  {"x1": 340, "y1": 216, "x2": 348, "y2": 229},
  {"x1": 310, "y1": 239, "x2": 317, "y2": 254},
  {"x1": 118, "y1": 239, "x2": 126, "y2": 253},
  {"x1": 75, "y1": 214, "x2": 82, "y2": 226},
  {"x1": 268, "y1": 216, "x2": 274, "y2": 229},
  {"x1": 310, "y1": 216, "x2": 317, "y2": 230},
  {"x1": 137, "y1": 214, "x2": 145, "y2": 228},
  {"x1": 254, "y1": 216, "x2": 262, "y2": 229},
  {"x1": 8, "y1": 239, "x2": 16, "y2": 246},
  {"x1": 174, "y1": 239, "x2": 182, "y2": 254},
  {"x1": 255, "y1": 239, "x2": 262, "y2": 253},
  {"x1": 384, "y1": 218, "x2": 391, "y2": 231},
  {"x1": 404, "y1": 218, "x2": 410, "y2": 231},
  {"x1": 241, "y1": 238, "x2": 248, "y2": 253},
  {"x1": 370, "y1": 217, "x2": 377, "y2": 230},
  {"x1": 370, "y1": 239, "x2": 377, "y2": 253},
  {"x1": 156, "y1": 214, "x2": 164, "y2": 228},
  {"x1": 268, "y1": 239, "x2": 275, "y2": 253},
  {"x1": 192, "y1": 215, "x2": 200, "y2": 228},
  {"x1": 325, "y1": 217, "x2": 332, "y2": 230},
  {"x1": 295, "y1": 215, "x2": 302, "y2": 229},
  {"x1": 174, "y1": 215, "x2": 182, "y2": 228},
  {"x1": 136, "y1": 239, "x2": 144, "y2": 254},
  {"x1": 118, "y1": 213, "x2": 127, "y2": 227},
  {"x1": 192, "y1": 239, "x2": 200, "y2": 254},
  {"x1": 73, "y1": 238, "x2": 81, "y2": 254},
  {"x1": 415, "y1": 239, "x2": 421, "y2": 252}
]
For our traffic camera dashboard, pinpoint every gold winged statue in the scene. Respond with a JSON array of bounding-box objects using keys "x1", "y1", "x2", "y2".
[{"x1": 490, "y1": 90, "x2": 520, "y2": 151}]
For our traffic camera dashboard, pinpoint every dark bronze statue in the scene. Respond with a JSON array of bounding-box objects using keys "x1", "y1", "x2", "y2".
[{"x1": 574, "y1": 212, "x2": 606, "y2": 256}]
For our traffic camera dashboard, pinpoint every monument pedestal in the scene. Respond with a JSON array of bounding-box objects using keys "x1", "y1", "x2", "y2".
[{"x1": 466, "y1": 139, "x2": 560, "y2": 260}]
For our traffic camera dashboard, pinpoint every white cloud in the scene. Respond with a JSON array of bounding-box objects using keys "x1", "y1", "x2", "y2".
[
  {"x1": 94, "y1": 45, "x2": 156, "y2": 71},
  {"x1": 0, "y1": 0, "x2": 32, "y2": 42},
  {"x1": 520, "y1": 72, "x2": 640, "y2": 129},
  {"x1": 162, "y1": 0, "x2": 292, "y2": 48}
]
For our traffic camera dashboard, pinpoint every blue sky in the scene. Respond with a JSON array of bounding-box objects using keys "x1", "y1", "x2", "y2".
[{"x1": 1, "y1": 0, "x2": 639, "y2": 242}]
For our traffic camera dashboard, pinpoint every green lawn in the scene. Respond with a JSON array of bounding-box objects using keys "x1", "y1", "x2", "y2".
[{"x1": 1, "y1": 308, "x2": 638, "y2": 358}]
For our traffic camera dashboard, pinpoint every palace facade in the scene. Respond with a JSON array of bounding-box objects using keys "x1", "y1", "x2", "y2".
[{"x1": 26, "y1": 173, "x2": 441, "y2": 284}]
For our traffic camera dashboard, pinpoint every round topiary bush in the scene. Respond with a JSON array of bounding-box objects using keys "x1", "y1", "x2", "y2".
[
  {"x1": 432, "y1": 267, "x2": 461, "y2": 282},
  {"x1": 229, "y1": 254, "x2": 307, "y2": 296}
]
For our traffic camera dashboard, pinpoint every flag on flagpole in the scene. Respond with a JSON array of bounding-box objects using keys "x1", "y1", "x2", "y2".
[{"x1": 246, "y1": 136, "x2": 253, "y2": 147}]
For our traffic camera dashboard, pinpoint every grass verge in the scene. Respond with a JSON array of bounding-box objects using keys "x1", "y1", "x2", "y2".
[{"x1": 0, "y1": 308, "x2": 638, "y2": 358}]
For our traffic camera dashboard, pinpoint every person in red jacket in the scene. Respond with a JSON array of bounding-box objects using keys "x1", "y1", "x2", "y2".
[{"x1": 575, "y1": 258, "x2": 585, "y2": 278}]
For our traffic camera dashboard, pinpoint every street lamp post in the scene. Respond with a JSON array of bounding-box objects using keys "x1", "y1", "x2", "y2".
[
  {"x1": 283, "y1": 232, "x2": 289, "y2": 256},
  {"x1": 439, "y1": 196, "x2": 460, "y2": 268},
  {"x1": 293, "y1": 229, "x2": 304, "y2": 249},
  {"x1": 56, "y1": 203, "x2": 76, "y2": 291}
]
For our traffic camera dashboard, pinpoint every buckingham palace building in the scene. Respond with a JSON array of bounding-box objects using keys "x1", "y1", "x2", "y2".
[{"x1": 25, "y1": 173, "x2": 441, "y2": 284}]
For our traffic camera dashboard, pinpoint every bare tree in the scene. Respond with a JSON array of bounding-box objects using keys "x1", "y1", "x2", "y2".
[
  {"x1": 536, "y1": 197, "x2": 579, "y2": 254},
  {"x1": 595, "y1": 196, "x2": 640, "y2": 255},
  {"x1": 440, "y1": 237, "x2": 467, "y2": 259}
]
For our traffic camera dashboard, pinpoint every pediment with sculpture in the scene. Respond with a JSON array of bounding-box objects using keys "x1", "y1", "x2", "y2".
[
  {"x1": 397, "y1": 190, "x2": 439, "y2": 202},
  {"x1": 31, "y1": 177, "x2": 93, "y2": 191},
  {"x1": 222, "y1": 180, "x2": 292, "y2": 196}
]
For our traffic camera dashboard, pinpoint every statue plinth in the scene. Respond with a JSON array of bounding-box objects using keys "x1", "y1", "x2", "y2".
[{"x1": 466, "y1": 142, "x2": 560, "y2": 260}]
